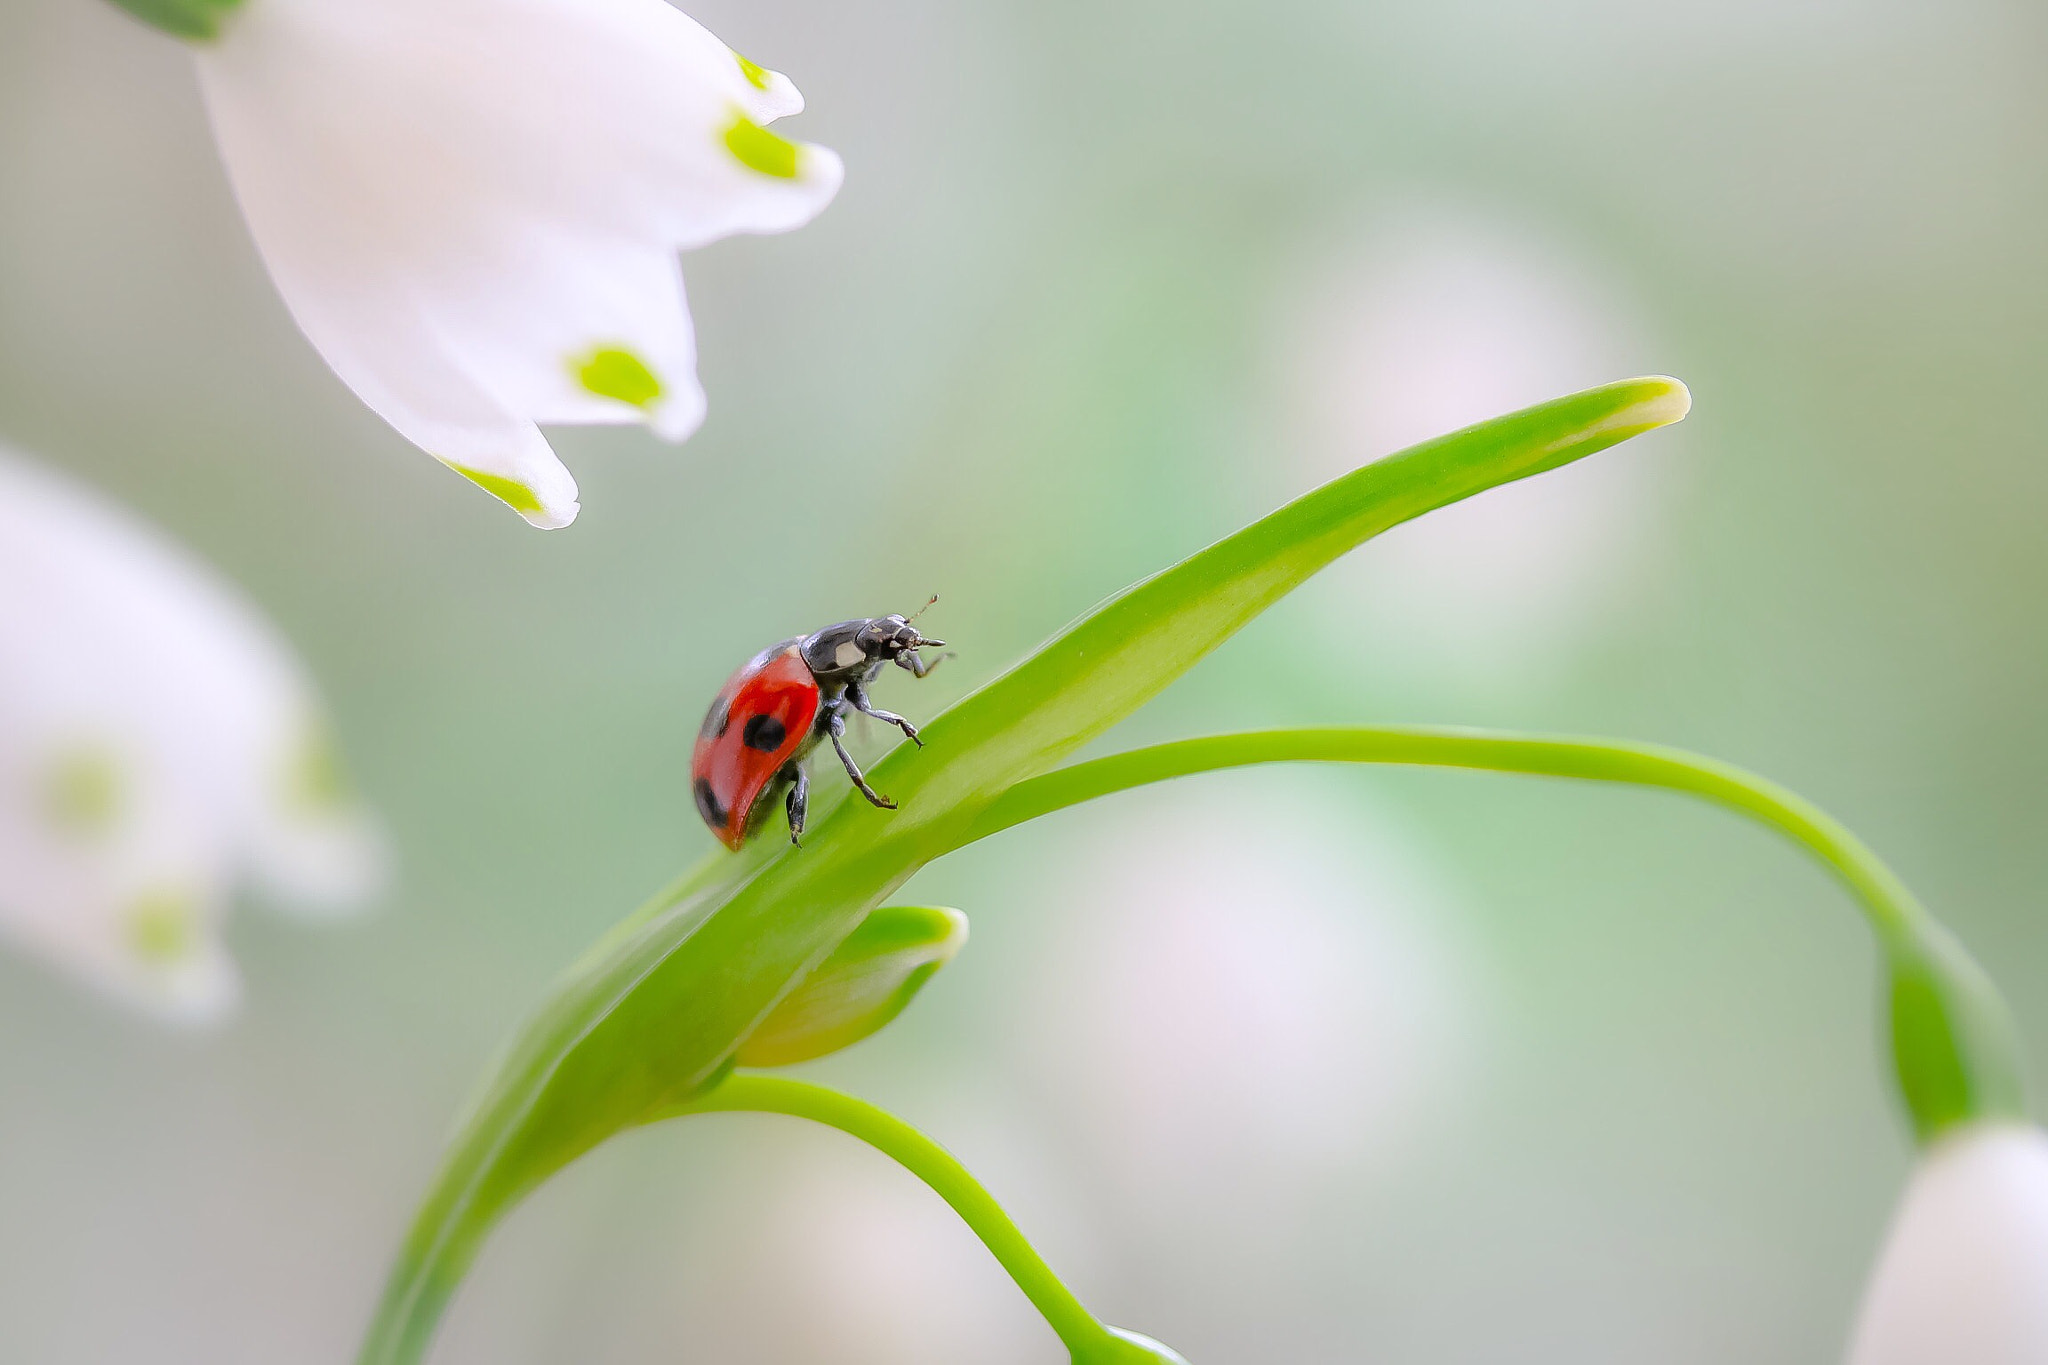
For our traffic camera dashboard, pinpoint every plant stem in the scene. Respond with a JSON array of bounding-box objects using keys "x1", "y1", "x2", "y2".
[
  {"x1": 967, "y1": 728, "x2": 1913, "y2": 928},
  {"x1": 959, "y1": 726, "x2": 2026, "y2": 1141},
  {"x1": 666, "y1": 1074, "x2": 1136, "y2": 1361}
]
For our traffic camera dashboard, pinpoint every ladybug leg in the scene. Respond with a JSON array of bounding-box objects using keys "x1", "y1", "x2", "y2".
[
  {"x1": 895, "y1": 648, "x2": 950, "y2": 679},
  {"x1": 826, "y1": 707, "x2": 896, "y2": 809},
  {"x1": 783, "y1": 761, "x2": 809, "y2": 846},
  {"x1": 847, "y1": 683, "x2": 922, "y2": 748}
]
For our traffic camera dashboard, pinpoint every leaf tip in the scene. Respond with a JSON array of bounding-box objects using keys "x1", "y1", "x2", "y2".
[
  {"x1": 1621, "y1": 375, "x2": 1692, "y2": 431},
  {"x1": 1546, "y1": 376, "x2": 1689, "y2": 464}
]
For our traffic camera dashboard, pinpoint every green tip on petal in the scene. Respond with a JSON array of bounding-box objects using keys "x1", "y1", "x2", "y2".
[
  {"x1": 43, "y1": 746, "x2": 123, "y2": 837},
  {"x1": 573, "y1": 346, "x2": 663, "y2": 409},
  {"x1": 734, "y1": 50, "x2": 773, "y2": 90},
  {"x1": 443, "y1": 463, "x2": 545, "y2": 518},
  {"x1": 737, "y1": 906, "x2": 968, "y2": 1067},
  {"x1": 126, "y1": 891, "x2": 197, "y2": 966},
  {"x1": 283, "y1": 721, "x2": 355, "y2": 816},
  {"x1": 100, "y1": 0, "x2": 246, "y2": 40},
  {"x1": 724, "y1": 114, "x2": 802, "y2": 179}
]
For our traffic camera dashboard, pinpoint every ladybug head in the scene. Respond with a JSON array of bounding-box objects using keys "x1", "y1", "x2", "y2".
[{"x1": 857, "y1": 615, "x2": 943, "y2": 659}]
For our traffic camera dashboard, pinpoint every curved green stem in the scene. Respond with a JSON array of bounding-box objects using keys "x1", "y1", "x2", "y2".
[
  {"x1": 969, "y1": 728, "x2": 1919, "y2": 935},
  {"x1": 960, "y1": 726, "x2": 2026, "y2": 1142},
  {"x1": 664, "y1": 1075, "x2": 1152, "y2": 1363}
]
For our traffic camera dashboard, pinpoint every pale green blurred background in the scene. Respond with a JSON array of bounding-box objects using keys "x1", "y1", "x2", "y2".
[{"x1": 4, "y1": 0, "x2": 2047, "y2": 1360}]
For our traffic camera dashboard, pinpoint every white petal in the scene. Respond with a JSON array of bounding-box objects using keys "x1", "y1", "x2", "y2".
[
  {"x1": 193, "y1": 0, "x2": 842, "y2": 526},
  {"x1": 1847, "y1": 1124, "x2": 2048, "y2": 1365},
  {"x1": 0, "y1": 447, "x2": 384, "y2": 1018}
]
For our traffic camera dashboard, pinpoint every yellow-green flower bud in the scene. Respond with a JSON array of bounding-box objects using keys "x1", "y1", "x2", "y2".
[{"x1": 737, "y1": 905, "x2": 967, "y2": 1067}]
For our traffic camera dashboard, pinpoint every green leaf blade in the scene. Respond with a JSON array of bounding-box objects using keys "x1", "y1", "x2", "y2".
[
  {"x1": 884, "y1": 376, "x2": 1691, "y2": 812},
  {"x1": 358, "y1": 377, "x2": 1689, "y2": 1365}
]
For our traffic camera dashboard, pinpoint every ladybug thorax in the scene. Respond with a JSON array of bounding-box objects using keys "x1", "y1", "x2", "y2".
[{"x1": 799, "y1": 618, "x2": 890, "y2": 684}]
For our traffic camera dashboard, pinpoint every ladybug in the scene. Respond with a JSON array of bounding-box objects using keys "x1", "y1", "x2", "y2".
[{"x1": 692, "y1": 612, "x2": 945, "y2": 849}]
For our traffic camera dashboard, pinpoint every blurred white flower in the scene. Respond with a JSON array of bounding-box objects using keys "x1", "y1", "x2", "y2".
[
  {"x1": 0, "y1": 446, "x2": 384, "y2": 1024},
  {"x1": 1271, "y1": 203, "x2": 1676, "y2": 692},
  {"x1": 1846, "y1": 1123, "x2": 2048, "y2": 1365},
  {"x1": 190, "y1": 0, "x2": 843, "y2": 528},
  {"x1": 722, "y1": 1159, "x2": 1049, "y2": 1365},
  {"x1": 1024, "y1": 772, "x2": 1476, "y2": 1209}
]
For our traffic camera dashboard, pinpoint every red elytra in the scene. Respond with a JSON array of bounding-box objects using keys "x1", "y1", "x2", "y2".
[{"x1": 692, "y1": 641, "x2": 820, "y2": 850}]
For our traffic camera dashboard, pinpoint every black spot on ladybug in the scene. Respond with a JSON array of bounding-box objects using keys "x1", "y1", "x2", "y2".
[
  {"x1": 741, "y1": 714, "x2": 787, "y2": 752},
  {"x1": 693, "y1": 777, "x2": 727, "y2": 828},
  {"x1": 700, "y1": 696, "x2": 731, "y2": 740}
]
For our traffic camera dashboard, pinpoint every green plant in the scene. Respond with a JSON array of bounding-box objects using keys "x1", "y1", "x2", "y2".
[{"x1": 356, "y1": 377, "x2": 2024, "y2": 1363}]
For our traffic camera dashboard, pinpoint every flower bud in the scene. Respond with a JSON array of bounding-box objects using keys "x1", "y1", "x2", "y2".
[
  {"x1": 737, "y1": 905, "x2": 967, "y2": 1067},
  {"x1": 1847, "y1": 1123, "x2": 2048, "y2": 1364}
]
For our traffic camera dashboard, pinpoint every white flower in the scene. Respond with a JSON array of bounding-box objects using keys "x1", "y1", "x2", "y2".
[
  {"x1": 1847, "y1": 1123, "x2": 2048, "y2": 1365},
  {"x1": 0, "y1": 445, "x2": 385, "y2": 1023},
  {"x1": 715, "y1": 1163, "x2": 1052, "y2": 1364},
  {"x1": 190, "y1": 0, "x2": 843, "y2": 528},
  {"x1": 1023, "y1": 771, "x2": 1475, "y2": 1206}
]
